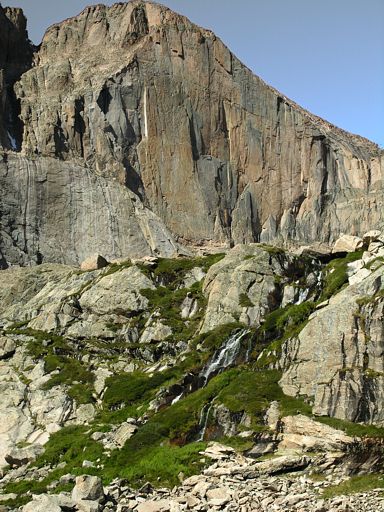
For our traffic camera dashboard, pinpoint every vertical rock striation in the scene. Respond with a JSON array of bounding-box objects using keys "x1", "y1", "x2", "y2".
[
  {"x1": 0, "y1": 5, "x2": 33, "y2": 150},
  {"x1": 0, "y1": 0, "x2": 383, "y2": 266}
]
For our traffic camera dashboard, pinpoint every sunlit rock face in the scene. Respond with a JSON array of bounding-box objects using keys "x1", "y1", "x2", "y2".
[{"x1": 0, "y1": 1, "x2": 383, "y2": 267}]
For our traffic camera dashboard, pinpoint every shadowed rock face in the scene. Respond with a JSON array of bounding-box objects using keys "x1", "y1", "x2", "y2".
[
  {"x1": 0, "y1": 1, "x2": 383, "y2": 266},
  {"x1": 0, "y1": 6, "x2": 33, "y2": 151}
]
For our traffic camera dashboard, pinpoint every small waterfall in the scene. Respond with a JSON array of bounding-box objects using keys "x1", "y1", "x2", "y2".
[
  {"x1": 296, "y1": 288, "x2": 309, "y2": 304},
  {"x1": 200, "y1": 329, "x2": 249, "y2": 385},
  {"x1": 197, "y1": 399, "x2": 216, "y2": 441},
  {"x1": 171, "y1": 393, "x2": 183, "y2": 405}
]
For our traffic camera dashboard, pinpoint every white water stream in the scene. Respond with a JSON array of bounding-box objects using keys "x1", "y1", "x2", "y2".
[{"x1": 200, "y1": 329, "x2": 250, "y2": 385}]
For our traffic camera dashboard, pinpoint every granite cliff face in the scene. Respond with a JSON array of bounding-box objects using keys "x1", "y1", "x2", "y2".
[
  {"x1": 0, "y1": 6, "x2": 33, "y2": 152},
  {"x1": 0, "y1": 0, "x2": 383, "y2": 267}
]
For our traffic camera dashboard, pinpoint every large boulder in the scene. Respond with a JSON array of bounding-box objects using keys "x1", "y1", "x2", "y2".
[
  {"x1": 280, "y1": 414, "x2": 353, "y2": 452},
  {"x1": 72, "y1": 475, "x2": 104, "y2": 503},
  {"x1": 362, "y1": 230, "x2": 382, "y2": 246},
  {"x1": 80, "y1": 254, "x2": 109, "y2": 271},
  {"x1": 332, "y1": 234, "x2": 364, "y2": 253}
]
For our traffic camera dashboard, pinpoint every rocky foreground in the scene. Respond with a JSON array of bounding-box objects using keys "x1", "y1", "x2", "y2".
[{"x1": 4, "y1": 442, "x2": 384, "y2": 511}]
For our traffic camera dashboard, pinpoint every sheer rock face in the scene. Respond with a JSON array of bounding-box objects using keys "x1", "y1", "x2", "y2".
[
  {"x1": 0, "y1": 6, "x2": 33, "y2": 151},
  {"x1": 0, "y1": 154, "x2": 180, "y2": 267},
  {"x1": 0, "y1": 1, "x2": 383, "y2": 266}
]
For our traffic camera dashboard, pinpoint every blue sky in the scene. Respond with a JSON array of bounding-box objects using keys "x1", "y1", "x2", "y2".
[{"x1": 4, "y1": 0, "x2": 383, "y2": 147}]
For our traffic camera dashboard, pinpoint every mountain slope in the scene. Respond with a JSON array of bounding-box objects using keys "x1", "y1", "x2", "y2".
[{"x1": 0, "y1": 0, "x2": 383, "y2": 267}]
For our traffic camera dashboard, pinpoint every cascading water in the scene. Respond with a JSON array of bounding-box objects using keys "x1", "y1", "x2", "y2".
[
  {"x1": 296, "y1": 287, "x2": 309, "y2": 304},
  {"x1": 171, "y1": 393, "x2": 183, "y2": 405},
  {"x1": 200, "y1": 329, "x2": 250, "y2": 386},
  {"x1": 197, "y1": 399, "x2": 216, "y2": 441}
]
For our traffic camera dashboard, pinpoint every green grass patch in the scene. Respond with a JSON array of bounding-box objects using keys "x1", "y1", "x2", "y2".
[
  {"x1": 315, "y1": 416, "x2": 384, "y2": 438},
  {"x1": 322, "y1": 473, "x2": 384, "y2": 498},
  {"x1": 239, "y1": 293, "x2": 254, "y2": 308},
  {"x1": 320, "y1": 250, "x2": 364, "y2": 301},
  {"x1": 217, "y1": 369, "x2": 311, "y2": 430},
  {"x1": 139, "y1": 254, "x2": 225, "y2": 289},
  {"x1": 6, "y1": 328, "x2": 96, "y2": 404},
  {"x1": 218, "y1": 435, "x2": 255, "y2": 452},
  {"x1": 101, "y1": 260, "x2": 132, "y2": 277},
  {"x1": 260, "y1": 301, "x2": 315, "y2": 340},
  {"x1": 34, "y1": 425, "x2": 103, "y2": 469},
  {"x1": 4, "y1": 427, "x2": 104, "y2": 500},
  {"x1": 109, "y1": 442, "x2": 206, "y2": 488},
  {"x1": 103, "y1": 370, "x2": 177, "y2": 412}
]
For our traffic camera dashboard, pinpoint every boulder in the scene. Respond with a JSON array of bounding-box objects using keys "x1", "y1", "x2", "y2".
[
  {"x1": 348, "y1": 267, "x2": 371, "y2": 285},
  {"x1": 139, "y1": 319, "x2": 172, "y2": 344},
  {"x1": 280, "y1": 415, "x2": 353, "y2": 452},
  {"x1": 0, "y1": 337, "x2": 16, "y2": 359},
  {"x1": 77, "y1": 500, "x2": 101, "y2": 512},
  {"x1": 332, "y1": 235, "x2": 364, "y2": 253},
  {"x1": 5, "y1": 444, "x2": 44, "y2": 467},
  {"x1": 111, "y1": 422, "x2": 137, "y2": 448},
  {"x1": 136, "y1": 501, "x2": 171, "y2": 512},
  {"x1": 75, "y1": 403, "x2": 96, "y2": 424},
  {"x1": 255, "y1": 455, "x2": 311, "y2": 475},
  {"x1": 368, "y1": 241, "x2": 383, "y2": 253},
  {"x1": 22, "y1": 494, "x2": 72, "y2": 512},
  {"x1": 362, "y1": 230, "x2": 382, "y2": 245},
  {"x1": 202, "y1": 442, "x2": 236, "y2": 460},
  {"x1": 80, "y1": 254, "x2": 109, "y2": 271},
  {"x1": 72, "y1": 475, "x2": 104, "y2": 503}
]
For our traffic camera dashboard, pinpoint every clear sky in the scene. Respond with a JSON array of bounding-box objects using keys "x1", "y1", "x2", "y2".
[{"x1": 3, "y1": 0, "x2": 383, "y2": 147}]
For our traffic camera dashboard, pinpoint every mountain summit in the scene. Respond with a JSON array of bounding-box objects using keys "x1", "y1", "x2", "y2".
[{"x1": 0, "y1": 0, "x2": 383, "y2": 267}]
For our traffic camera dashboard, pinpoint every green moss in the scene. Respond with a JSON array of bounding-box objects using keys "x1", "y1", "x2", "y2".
[
  {"x1": 105, "y1": 322, "x2": 122, "y2": 332},
  {"x1": 43, "y1": 356, "x2": 94, "y2": 393},
  {"x1": 239, "y1": 293, "x2": 254, "y2": 308},
  {"x1": 108, "y1": 442, "x2": 206, "y2": 488},
  {"x1": 102, "y1": 371, "x2": 177, "y2": 412},
  {"x1": 101, "y1": 260, "x2": 132, "y2": 277},
  {"x1": 315, "y1": 416, "x2": 384, "y2": 438},
  {"x1": 218, "y1": 436, "x2": 254, "y2": 452},
  {"x1": 257, "y1": 244, "x2": 285, "y2": 255},
  {"x1": 139, "y1": 254, "x2": 225, "y2": 289},
  {"x1": 4, "y1": 427, "x2": 104, "y2": 501},
  {"x1": 0, "y1": 495, "x2": 30, "y2": 509},
  {"x1": 140, "y1": 283, "x2": 206, "y2": 344},
  {"x1": 320, "y1": 250, "x2": 364, "y2": 301},
  {"x1": 322, "y1": 473, "x2": 384, "y2": 499},
  {"x1": 34, "y1": 425, "x2": 103, "y2": 469},
  {"x1": 7, "y1": 319, "x2": 30, "y2": 329},
  {"x1": 68, "y1": 382, "x2": 95, "y2": 404},
  {"x1": 217, "y1": 369, "x2": 311, "y2": 430}
]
